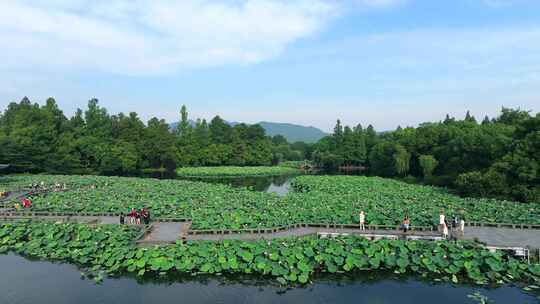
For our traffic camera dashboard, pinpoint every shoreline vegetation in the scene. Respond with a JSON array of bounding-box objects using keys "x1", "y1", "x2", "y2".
[{"x1": 175, "y1": 166, "x2": 301, "y2": 177}]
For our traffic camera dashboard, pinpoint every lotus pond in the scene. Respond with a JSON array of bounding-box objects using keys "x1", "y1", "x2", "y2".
[
  {"x1": 1, "y1": 253, "x2": 539, "y2": 304},
  {"x1": 1, "y1": 174, "x2": 539, "y2": 229},
  {"x1": 290, "y1": 175, "x2": 540, "y2": 226},
  {"x1": 1, "y1": 222, "x2": 539, "y2": 287}
]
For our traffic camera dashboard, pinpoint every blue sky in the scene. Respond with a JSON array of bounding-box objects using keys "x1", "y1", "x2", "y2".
[{"x1": 1, "y1": 0, "x2": 539, "y2": 131}]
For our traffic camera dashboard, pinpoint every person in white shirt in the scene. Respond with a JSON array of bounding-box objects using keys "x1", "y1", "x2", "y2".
[
  {"x1": 439, "y1": 211, "x2": 445, "y2": 233},
  {"x1": 359, "y1": 211, "x2": 366, "y2": 230},
  {"x1": 439, "y1": 212, "x2": 445, "y2": 225},
  {"x1": 459, "y1": 218, "x2": 465, "y2": 236},
  {"x1": 442, "y1": 223, "x2": 449, "y2": 239}
]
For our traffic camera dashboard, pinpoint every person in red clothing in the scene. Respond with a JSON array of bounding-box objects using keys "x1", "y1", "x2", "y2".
[
  {"x1": 141, "y1": 208, "x2": 151, "y2": 225},
  {"x1": 129, "y1": 208, "x2": 137, "y2": 225},
  {"x1": 135, "y1": 210, "x2": 141, "y2": 225},
  {"x1": 22, "y1": 198, "x2": 32, "y2": 208}
]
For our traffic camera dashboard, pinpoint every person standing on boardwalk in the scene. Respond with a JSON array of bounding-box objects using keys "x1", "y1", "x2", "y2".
[
  {"x1": 119, "y1": 213, "x2": 125, "y2": 225},
  {"x1": 135, "y1": 210, "x2": 141, "y2": 225},
  {"x1": 401, "y1": 216, "x2": 410, "y2": 233},
  {"x1": 439, "y1": 211, "x2": 445, "y2": 232},
  {"x1": 442, "y1": 223, "x2": 449, "y2": 239},
  {"x1": 359, "y1": 211, "x2": 366, "y2": 230},
  {"x1": 439, "y1": 211, "x2": 445, "y2": 225},
  {"x1": 459, "y1": 218, "x2": 465, "y2": 236},
  {"x1": 141, "y1": 208, "x2": 150, "y2": 225},
  {"x1": 129, "y1": 208, "x2": 137, "y2": 224},
  {"x1": 452, "y1": 215, "x2": 459, "y2": 229}
]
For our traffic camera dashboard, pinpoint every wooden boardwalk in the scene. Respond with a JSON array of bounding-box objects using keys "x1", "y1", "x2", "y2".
[
  {"x1": 0, "y1": 213, "x2": 441, "y2": 244},
  {"x1": 1, "y1": 212, "x2": 539, "y2": 252},
  {"x1": 137, "y1": 222, "x2": 192, "y2": 245},
  {"x1": 185, "y1": 227, "x2": 442, "y2": 242},
  {"x1": 456, "y1": 227, "x2": 540, "y2": 249}
]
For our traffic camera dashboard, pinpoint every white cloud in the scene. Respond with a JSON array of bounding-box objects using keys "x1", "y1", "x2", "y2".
[
  {"x1": 354, "y1": 0, "x2": 407, "y2": 8},
  {"x1": 0, "y1": 0, "x2": 338, "y2": 75}
]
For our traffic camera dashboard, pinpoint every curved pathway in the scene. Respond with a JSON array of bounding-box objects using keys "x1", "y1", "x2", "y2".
[
  {"x1": 0, "y1": 213, "x2": 441, "y2": 245},
  {"x1": 2, "y1": 212, "x2": 539, "y2": 250}
]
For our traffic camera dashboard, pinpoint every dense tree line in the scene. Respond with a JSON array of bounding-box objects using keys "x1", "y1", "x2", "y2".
[
  {"x1": 2, "y1": 98, "x2": 538, "y2": 203},
  {"x1": 312, "y1": 108, "x2": 540, "y2": 203},
  {"x1": 0, "y1": 98, "x2": 308, "y2": 175}
]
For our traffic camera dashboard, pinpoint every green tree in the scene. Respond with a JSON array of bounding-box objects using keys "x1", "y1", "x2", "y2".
[
  {"x1": 393, "y1": 144, "x2": 410, "y2": 176},
  {"x1": 419, "y1": 155, "x2": 438, "y2": 178},
  {"x1": 369, "y1": 142, "x2": 405, "y2": 177},
  {"x1": 209, "y1": 116, "x2": 232, "y2": 144},
  {"x1": 177, "y1": 105, "x2": 191, "y2": 137}
]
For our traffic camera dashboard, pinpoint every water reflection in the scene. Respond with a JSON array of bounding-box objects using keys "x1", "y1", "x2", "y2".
[{"x1": 178, "y1": 175, "x2": 295, "y2": 196}]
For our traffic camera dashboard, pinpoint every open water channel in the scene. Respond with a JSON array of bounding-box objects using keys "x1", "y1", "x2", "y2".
[
  {"x1": 178, "y1": 174, "x2": 294, "y2": 196},
  {"x1": 0, "y1": 253, "x2": 537, "y2": 304}
]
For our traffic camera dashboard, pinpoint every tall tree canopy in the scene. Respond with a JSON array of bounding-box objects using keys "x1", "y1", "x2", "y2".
[
  {"x1": 312, "y1": 108, "x2": 540, "y2": 203},
  {"x1": 0, "y1": 99, "x2": 306, "y2": 175}
]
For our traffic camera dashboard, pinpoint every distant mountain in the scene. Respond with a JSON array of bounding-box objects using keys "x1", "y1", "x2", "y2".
[
  {"x1": 170, "y1": 120, "x2": 328, "y2": 143},
  {"x1": 256, "y1": 121, "x2": 328, "y2": 143}
]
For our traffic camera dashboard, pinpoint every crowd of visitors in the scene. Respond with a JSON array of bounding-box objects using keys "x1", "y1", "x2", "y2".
[
  {"x1": 120, "y1": 208, "x2": 151, "y2": 225},
  {"x1": 358, "y1": 210, "x2": 466, "y2": 238}
]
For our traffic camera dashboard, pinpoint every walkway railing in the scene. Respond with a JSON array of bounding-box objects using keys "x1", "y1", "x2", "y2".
[
  {"x1": 0, "y1": 211, "x2": 190, "y2": 223},
  {"x1": 187, "y1": 223, "x2": 433, "y2": 236},
  {"x1": 1, "y1": 211, "x2": 539, "y2": 235},
  {"x1": 465, "y1": 221, "x2": 540, "y2": 230}
]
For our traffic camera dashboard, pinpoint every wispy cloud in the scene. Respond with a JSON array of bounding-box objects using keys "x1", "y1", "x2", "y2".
[
  {"x1": 295, "y1": 24, "x2": 540, "y2": 80},
  {"x1": 0, "y1": 0, "x2": 339, "y2": 75},
  {"x1": 353, "y1": 0, "x2": 407, "y2": 8},
  {"x1": 481, "y1": 0, "x2": 535, "y2": 7}
]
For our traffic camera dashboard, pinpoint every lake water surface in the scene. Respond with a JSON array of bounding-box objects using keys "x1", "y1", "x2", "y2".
[
  {"x1": 1, "y1": 254, "x2": 538, "y2": 304},
  {"x1": 178, "y1": 174, "x2": 294, "y2": 196}
]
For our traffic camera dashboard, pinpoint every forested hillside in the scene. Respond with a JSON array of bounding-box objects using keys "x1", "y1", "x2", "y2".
[
  {"x1": 311, "y1": 109, "x2": 540, "y2": 203},
  {"x1": 0, "y1": 98, "x2": 308, "y2": 175},
  {"x1": 257, "y1": 122, "x2": 328, "y2": 143},
  {"x1": 171, "y1": 121, "x2": 328, "y2": 143}
]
